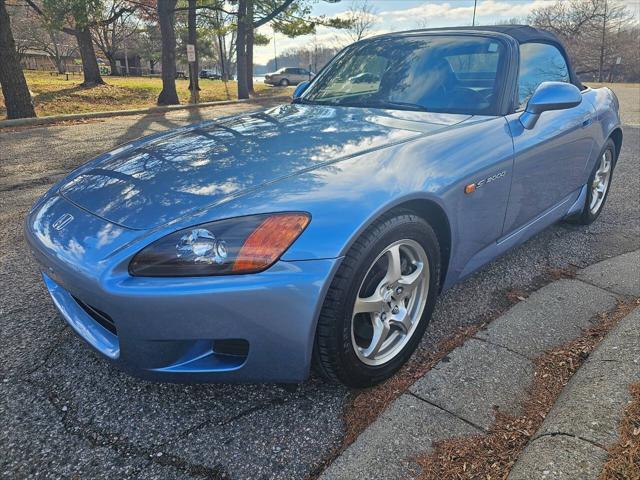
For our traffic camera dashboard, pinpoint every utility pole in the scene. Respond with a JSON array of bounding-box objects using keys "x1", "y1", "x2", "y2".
[
  {"x1": 472, "y1": 0, "x2": 477, "y2": 26},
  {"x1": 598, "y1": 0, "x2": 608, "y2": 82},
  {"x1": 273, "y1": 26, "x2": 278, "y2": 70},
  {"x1": 123, "y1": 39, "x2": 129, "y2": 75}
]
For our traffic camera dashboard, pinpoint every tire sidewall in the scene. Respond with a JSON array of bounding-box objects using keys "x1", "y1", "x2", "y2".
[
  {"x1": 582, "y1": 138, "x2": 616, "y2": 223},
  {"x1": 334, "y1": 215, "x2": 440, "y2": 387}
]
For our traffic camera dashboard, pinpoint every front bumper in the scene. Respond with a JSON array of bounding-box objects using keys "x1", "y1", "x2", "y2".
[{"x1": 25, "y1": 195, "x2": 340, "y2": 383}]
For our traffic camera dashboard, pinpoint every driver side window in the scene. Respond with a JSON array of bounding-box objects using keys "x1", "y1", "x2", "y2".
[{"x1": 518, "y1": 43, "x2": 570, "y2": 109}]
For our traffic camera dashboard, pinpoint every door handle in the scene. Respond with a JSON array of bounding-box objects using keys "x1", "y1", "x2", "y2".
[{"x1": 582, "y1": 116, "x2": 593, "y2": 128}]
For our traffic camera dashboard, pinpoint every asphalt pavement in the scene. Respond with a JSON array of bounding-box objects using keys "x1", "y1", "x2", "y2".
[{"x1": 0, "y1": 100, "x2": 638, "y2": 479}]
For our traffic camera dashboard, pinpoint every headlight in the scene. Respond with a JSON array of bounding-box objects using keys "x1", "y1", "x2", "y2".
[{"x1": 129, "y1": 213, "x2": 310, "y2": 277}]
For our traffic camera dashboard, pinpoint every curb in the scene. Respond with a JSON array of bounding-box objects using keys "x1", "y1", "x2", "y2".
[
  {"x1": 320, "y1": 250, "x2": 640, "y2": 480},
  {"x1": 508, "y1": 306, "x2": 640, "y2": 480},
  {"x1": 0, "y1": 95, "x2": 290, "y2": 129}
]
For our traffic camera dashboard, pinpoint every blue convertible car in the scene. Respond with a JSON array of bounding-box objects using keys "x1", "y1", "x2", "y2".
[{"x1": 26, "y1": 26, "x2": 622, "y2": 387}]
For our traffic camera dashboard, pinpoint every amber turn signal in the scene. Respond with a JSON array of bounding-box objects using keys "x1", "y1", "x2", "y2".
[
  {"x1": 232, "y1": 213, "x2": 310, "y2": 273},
  {"x1": 464, "y1": 183, "x2": 476, "y2": 194}
]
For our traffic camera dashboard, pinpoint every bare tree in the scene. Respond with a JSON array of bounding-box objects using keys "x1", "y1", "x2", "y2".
[
  {"x1": 344, "y1": 0, "x2": 377, "y2": 43},
  {"x1": 91, "y1": 0, "x2": 139, "y2": 75},
  {"x1": 25, "y1": 0, "x2": 138, "y2": 86},
  {"x1": 7, "y1": 3, "x2": 77, "y2": 73},
  {"x1": 137, "y1": 23, "x2": 161, "y2": 74},
  {"x1": 0, "y1": 0, "x2": 36, "y2": 119},
  {"x1": 529, "y1": 0, "x2": 636, "y2": 82}
]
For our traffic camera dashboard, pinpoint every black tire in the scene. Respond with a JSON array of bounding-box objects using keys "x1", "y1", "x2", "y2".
[
  {"x1": 567, "y1": 138, "x2": 616, "y2": 225},
  {"x1": 279, "y1": 78, "x2": 290, "y2": 87},
  {"x1": 313, "y1": 212, "x2": 441, "y2": 388}
]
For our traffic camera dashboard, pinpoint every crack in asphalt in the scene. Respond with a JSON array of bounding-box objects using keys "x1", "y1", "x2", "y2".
[
  {"x1": 23, "y1": 323, "x2": 70, "y2": 377},
  {"x1": 20, "y1": 348, "x2": 294, "y2": 480},
  {"x1": 21, "y1": 375, "x2": 232, "y2": 479}
]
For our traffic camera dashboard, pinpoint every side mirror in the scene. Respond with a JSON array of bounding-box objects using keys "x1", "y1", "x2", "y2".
[
  {"x1": 292, "y1": 81, "x2": 310, "y2": 100},
  {"x1": 520, "y1": 81, "x2": 582, "y2": 130}
]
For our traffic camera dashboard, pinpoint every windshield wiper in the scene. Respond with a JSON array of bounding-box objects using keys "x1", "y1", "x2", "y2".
[{"x1": 333, "y1": 99, "x2": 429, "y2": 112}]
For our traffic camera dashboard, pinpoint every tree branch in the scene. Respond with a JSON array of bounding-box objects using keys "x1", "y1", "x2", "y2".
[{"x1": 254, "y1": 0, "x2": 296, "y2": 28}]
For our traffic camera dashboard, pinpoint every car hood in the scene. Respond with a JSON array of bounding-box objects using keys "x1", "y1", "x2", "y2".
[{"x1": 59, "y1": 104, "x2": 470, "y2": 230}]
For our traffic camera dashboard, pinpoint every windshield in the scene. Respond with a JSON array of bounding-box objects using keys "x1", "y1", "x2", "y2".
[{"x1": 300, "y1": 35, "x2": 506, "y2": 115}]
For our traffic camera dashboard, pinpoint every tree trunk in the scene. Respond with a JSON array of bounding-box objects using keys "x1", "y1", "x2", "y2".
[
  {"x1": 236, "y1": 0, "x2": 249, "y2": 99},
  {"x1": 149, "y1": 60, "x2": 156, "y2": 74},
  {"x1": 107, "y1": 55, "x2": 120, "y2": 76},
  {"x1": 0, "y1": 0, "x2": 36, "y2": 119},
  {"x1": 187, "y1": 0, "x2": 199, "y2": 103},
  {"x1": 49, "y1": 31, "x2": 66, "y2": 74},
  {"x1": 157, "y1": 0, "x2": 179, "y2": 105},
  {"x1": 53, "y1": 55, "x2": 65, "y2": 74},
  {"x1": 246, "y1": 0, "x2": 255, "y2": 96},
  {"x1": 75, "y1": 26, "x2": 105, "y2": 86},
  {"x1": 217, "y1": 33, "x2": 226, "y2": 80}
]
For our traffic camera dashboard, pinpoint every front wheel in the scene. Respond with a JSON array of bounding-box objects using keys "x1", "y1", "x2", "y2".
[
  {"x1": 279, "y1": 78, "x2": 290, "y2": 87},
  {"x1": 313, "y1": 212, "x2": 441, "y2": 388}
]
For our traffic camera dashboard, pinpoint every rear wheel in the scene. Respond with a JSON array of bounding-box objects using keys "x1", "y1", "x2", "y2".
[
  {"x1": 313, "y1": 212, "x2": 440, "y2": 388},
  {"x1": 569, "y1": 138, "x2": 616, "y2": 225}
]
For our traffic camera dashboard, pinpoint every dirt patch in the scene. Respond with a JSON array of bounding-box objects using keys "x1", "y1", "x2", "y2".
[
  {"x1": 600, "y1": 382, "x2": 640, "y2": 480},
  {"x1": 413, "y1": 299, "x2": 639, "y2": 480},
  {"x1": 544, "y1": 264, "x2": 578, "y2": 280}
]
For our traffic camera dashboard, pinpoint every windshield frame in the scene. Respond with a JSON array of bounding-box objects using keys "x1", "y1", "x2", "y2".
[{"x1": 296, "y1": 32, "x2": 512, "y2": 116}]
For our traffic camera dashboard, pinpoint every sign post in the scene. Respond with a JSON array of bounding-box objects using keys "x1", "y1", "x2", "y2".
[
  {"x1": 187, "y1": 44, "x2": 199, "y2": 104},
  {"x1": 186, "y1": 44, "x2": 196, "y2": 63}
]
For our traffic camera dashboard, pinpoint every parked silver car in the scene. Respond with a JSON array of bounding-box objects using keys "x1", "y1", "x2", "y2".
[{"x1": 264, "y1": 67, "x2": 314, "y2": 86}]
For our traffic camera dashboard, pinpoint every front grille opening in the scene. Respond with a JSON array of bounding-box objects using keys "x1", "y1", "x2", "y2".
[
  {"x1": 72, "y1": 296, "x2": 117, "y2": 336},
  {"x1": 213, "y1": 339, "x2": 249, "y2": 357}
]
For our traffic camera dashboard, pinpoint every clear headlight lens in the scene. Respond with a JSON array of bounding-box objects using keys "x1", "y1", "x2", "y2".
[
  {"x1": 176, "y1": 229, "x2": 228, "y2": 264},
  {"x1": 129, "y1": 213, "x2": 310, "y2": 277}
]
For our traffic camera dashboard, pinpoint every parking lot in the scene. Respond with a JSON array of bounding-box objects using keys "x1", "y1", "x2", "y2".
[{"x1": 1, "y1": 93, "x2": 638, "y2": 479}]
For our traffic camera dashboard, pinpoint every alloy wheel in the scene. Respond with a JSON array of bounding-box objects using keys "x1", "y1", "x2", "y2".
[
  {"x1": 351, "y1": 239, "x2": 429, "y2": 366},
  {"x1": 589, "y1": 149, "x2": 613, "y2": 215}
]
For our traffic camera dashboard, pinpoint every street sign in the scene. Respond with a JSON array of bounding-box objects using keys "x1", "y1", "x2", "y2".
[{"x1": 186, "y1": 44, "x2": 196, "y2": 63}]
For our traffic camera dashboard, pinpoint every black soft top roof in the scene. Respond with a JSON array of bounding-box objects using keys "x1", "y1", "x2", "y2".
[{"x1": 388, "y1": 25, "x2": 583, "y2": 89}]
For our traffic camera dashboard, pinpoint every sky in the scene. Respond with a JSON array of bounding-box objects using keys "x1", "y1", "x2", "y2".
[{"x1": 253, "y1": 0, "x2": 640, "y2": 66}]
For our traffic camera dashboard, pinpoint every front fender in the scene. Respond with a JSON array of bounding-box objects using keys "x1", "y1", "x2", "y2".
[{"x1": 202, "y1": 116, "x2": 514, "y2": 291}]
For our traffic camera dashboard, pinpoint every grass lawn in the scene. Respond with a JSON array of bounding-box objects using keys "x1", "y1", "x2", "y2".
[{"x1": 0, "y1": 70, "x2": 280, "y2": 118}]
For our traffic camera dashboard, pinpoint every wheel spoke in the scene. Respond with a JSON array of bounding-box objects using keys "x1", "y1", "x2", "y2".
[
  {"x1": 389, "y1": 309, "x2": 411, "y2": 334},
  {"x1": 397, "y1": 261, "x2": 424, "y2": 294},
  {"x1": 362, "y1": 316, "x2": 390, "y2": 359},
  {"x1": 384, "y1": 245, "x2": 403, "y2": 284},
  {"x1": 353, "y1": 294, "x2": 385, "y2": 315}
]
